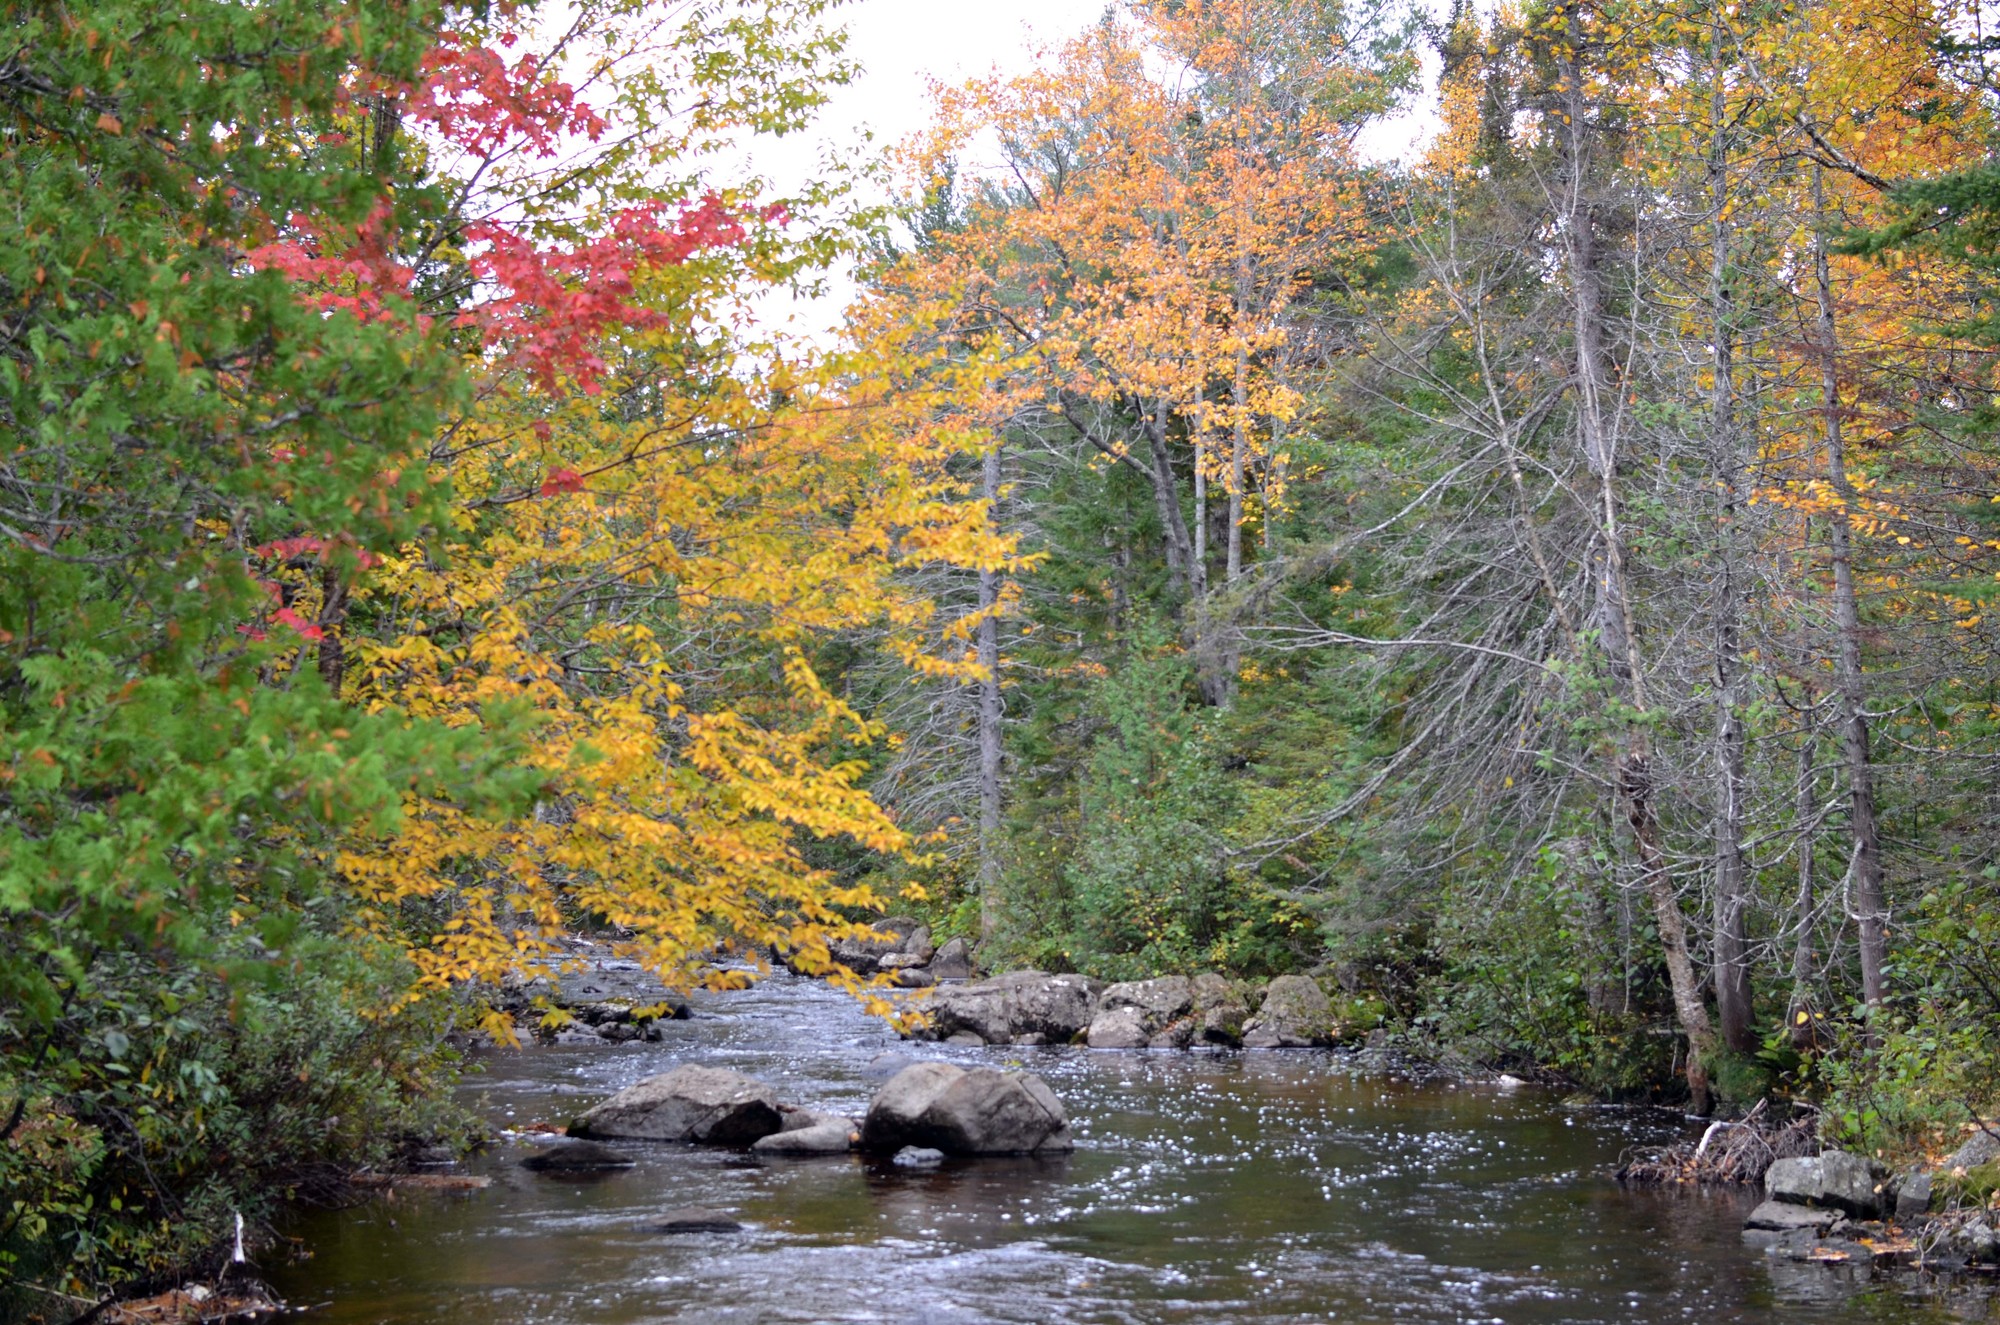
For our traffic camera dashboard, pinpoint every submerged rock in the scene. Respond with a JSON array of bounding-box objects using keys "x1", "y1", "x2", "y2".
[
  {"x1": 1744, "y1": 1200, "x2": 1838, "y2": 1233},
  {"x1": 926, "y1": 971, "x2": 1100, "y2": 1045},
  {"x1": 752, "y1": 1120, "x2": 856, "y2": 1155},
  {"x1": 646, "y1": 1207, "x2": 743, "y2": 1234},
  {"x1": 1241, "y1": 975, "x2": 1334, "y2": 1048},
  {"x1": 570, "y1": 1064, "x2": 783, "y2": 1145},
  {"x1": 892, "y1": 1146, "x2": 945, "y2": 1168},
  {"x1": 520, "y1": 1139, "x2": 636, "y2": 1172},
  {"x1": 860, "y1": 1062, "x2": 1073, "y2": 1155}
]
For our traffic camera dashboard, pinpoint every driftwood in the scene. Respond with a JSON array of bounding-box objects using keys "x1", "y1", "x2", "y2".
[{"x1": 1618, "y1": 1101, "x2": 1819, "y2": 1186}]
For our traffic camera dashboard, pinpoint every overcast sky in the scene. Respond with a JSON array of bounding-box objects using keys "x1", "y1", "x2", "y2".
[{"x1": 740, "y1": 0, "x2": 1435, "y2": 340}]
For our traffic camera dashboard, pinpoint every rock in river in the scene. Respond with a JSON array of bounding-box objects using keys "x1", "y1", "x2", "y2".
[
  {"x1": 570, "y1": 1064, "x2": 783, "y2": 1145},
  {"x1": 647, "y1": 1207, "x2": 743, "y2": 1234},
  {"x1": 925, "y1": 971, "x2": 1100, "y2": 1046},
  {"x1": 1241, "y1": 975, "x2": 1334, "y2": 1048},
  {"x1": 752, "y1": 1120, "x2": 856, "y2": 1155},
  {"x1": 860, "y1": 1062, "x2": 1073, "y2": 1156},
  {"x1": 520, "y1": 1139, "x2": 636, "y2": 1173},
  {"x1": 1086, "y1": 976, "x2": 1191, "y2": 1049}
]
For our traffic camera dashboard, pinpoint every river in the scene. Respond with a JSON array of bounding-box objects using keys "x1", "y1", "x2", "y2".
[{"x1": 271, "y1": 971, "x2": 1997, "y2": 1323}]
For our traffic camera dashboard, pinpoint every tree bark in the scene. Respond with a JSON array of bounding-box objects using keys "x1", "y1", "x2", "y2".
[
  {"x1": 1810, "y1": 165, "x2": 1889, "y2": 1015},
  {"x1": 1707, "y1": 29, "x2": 1755, "y2": 1056},
  {"x1": 1558, "y1": 2, "x2": 1717, "y2": 1111},
  {"x1": 977, "y1": 443, "x2": 1005, "y2": 942}
]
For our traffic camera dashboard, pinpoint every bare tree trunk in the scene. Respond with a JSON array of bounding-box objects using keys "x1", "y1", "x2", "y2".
[
  {"x1": 977, "y1": 444, "x2": 1005, "y2": 942},
  {"x1": 1790, "y1": 710, "x2": 1821, "y2": 1050},
  {"x1": 1810, "y1": 165, "x2": 1888, "y2": 1015},
  {"x1": 1558, "y1": 5, "x2": 1717, "y2": 1110},
  {"x1": 1707, "y1": 32, "x2": 1755, "y2": 1056},
  {"x1": 1143, "y1": 397, "x2": 1195, "y2": 598},
  {"x1": 317, "y1": 563, "x2": 350, "y2": 694}
]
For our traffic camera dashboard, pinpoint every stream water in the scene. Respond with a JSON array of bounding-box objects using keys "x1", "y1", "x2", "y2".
[{"x1": 272, "y1": 972, "x2": 1997, "y2": 1323}]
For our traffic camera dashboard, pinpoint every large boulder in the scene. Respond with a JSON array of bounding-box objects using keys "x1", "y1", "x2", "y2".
[
  {"x1": 930, "y1": 938, "x2": 974, "y2": 980},
  {"x1": 1948, "y1": 1129, "x2": 2000, "y2": 1173},
  {"x1": 927, "y1": 971, "x2": 1101, "y2": 1045},
  {"x1": 1241, "y1": 975, "x2": 1334, "y2": 1048},
  {"x1": 1818, "y1": 1151, "x2": 1888, "y2": 1218},
  {"x1": 1765, "y1": 1152, "x2": 1886, "y2": 1218},
  {"x1": 570, "y1": 1064, "x2": 783, "y2": 1145},
  {"x1": 1087, "y1": 976, "x2": 1191, "y2": 1049},
  {"x1": 1766, "y1": 1156, "x2": 1823, "y2": 1205},
  {"x1": 1190, "y1": 973, "x2": 1251, "y2": 1046},
  {"x1": 860, "y1": 1062, "x2": 1073, "y2": 1155}
]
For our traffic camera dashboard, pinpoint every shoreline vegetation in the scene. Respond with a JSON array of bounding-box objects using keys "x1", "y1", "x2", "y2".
[{"x1": 8, "y1": 0, "x2": 2000, "y2": 1317}]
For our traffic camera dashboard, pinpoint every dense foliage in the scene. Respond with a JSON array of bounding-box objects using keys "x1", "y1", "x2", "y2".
[{"x1": 11, "y1": 0, "x2": 2000, "y2": 1310}]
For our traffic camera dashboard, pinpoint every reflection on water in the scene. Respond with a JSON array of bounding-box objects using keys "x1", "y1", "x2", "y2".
[{"x1": 272, "y1": 973, "x2": 1999, "y2": 1323}]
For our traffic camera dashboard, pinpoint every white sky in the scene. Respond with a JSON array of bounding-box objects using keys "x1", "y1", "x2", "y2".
[{"x1": 739, "y1": 0, "x2": 1438, "y2": 342}]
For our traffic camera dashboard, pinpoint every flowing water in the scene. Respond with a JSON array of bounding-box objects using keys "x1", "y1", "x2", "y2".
[{"x1": 273, "y1": 972, "x2": 1997, "y2": 1324}]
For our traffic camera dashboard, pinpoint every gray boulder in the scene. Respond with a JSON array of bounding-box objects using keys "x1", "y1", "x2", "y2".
[
  {"x1": 892, "y1": 1146, "x2": 945, "y2": 1168},
  {"x1": 752, "y1": 1120, "x2": 855, "y2": 1155},
  {"x1": 1818, "y1": 1151, "x2": 1888, "y2": 1218},
  {"x1": 860, "y1": 1062, "x2": 1073, "y2": 1155},
  {"x1": 1766, "y1": 1156, "x2": 1823, "y2": 1205},
  {"x1": 570, "y1": 1064, "x2": 783, "y2": 1145},
  {"x1": 1745, "y1": 1200, "x2": 1838, "y2": 1232},
  {"x1": 1191, "y1": 973, "x2": 1250, "y2": 1046},
  {"x1": 1086, "y1": 976, "x2": 1191, "y2": 1050},
  {"x1": 930, "y1": 938, "x2": 974, "y2": 980},
  {"x1": 1947, "y1": 1129, "x2": 2000, "y2": 1172},
  {"x1": 893, "y1": 967, "x2": 937, "y2": 989},
  {"x1": 1085, "y1": 1005, "x2": 1148, "y2": 1050},
  {"x1": 1241, "y1": 975, "x2": 1334, "y2": 1048},
  {"x1": 927, "y1": 971, "x2": 1100, "y2": 1045},
  {"x1": 1893, "y1": 1170, "x2": 1934, "y2": 1219}
]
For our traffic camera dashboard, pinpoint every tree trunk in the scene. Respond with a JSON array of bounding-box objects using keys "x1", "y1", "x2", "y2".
[
  {"x1": 1810, "y1": 165, "x2": 1888, "y2": 1015},
  {"x1": 977, "y1": 444, "x2": 1005, "y2": 942},
  {"x1": 1707, "y1": 32, "x2": 1755, "y2": 1056},
  {"x1": 1558, "y1": 5, "x2": 1717, "y2": 1111}
]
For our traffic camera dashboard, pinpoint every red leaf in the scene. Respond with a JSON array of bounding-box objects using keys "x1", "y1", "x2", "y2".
[{"x1": 539, "y1": 467, "x2": 585, "y2": 496}]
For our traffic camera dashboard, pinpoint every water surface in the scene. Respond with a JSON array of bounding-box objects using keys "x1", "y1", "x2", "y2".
[{"x1": 273, "y1": 973, "x2": 1997, "y2": 1323}]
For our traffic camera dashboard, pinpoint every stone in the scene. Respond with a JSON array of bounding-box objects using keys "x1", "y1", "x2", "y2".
[
  {"x1": 1947, "y1": 1129, "x2": 2000, "y2": 1172},
  {"x1": 927, "y1": 971, "x2": 1100, "y2": 1045},
  {"x1": 1893, "y1": 1170, "x2": 1934, "y2": 1219},
  {"x1": 878, "y1": 952, "x2": 927, "y2": 970},
  {"x1": 596, "y1": 1022, "x2": 641, "y2": 1043},
  {"x1": 1190, "y1": 973, "x2": 1250, "y2": 1046},
  {"x1": 570, "y1": 1064, "x2": 783, "y2": 1145},
  {"x1": 860, "y1": 1062, "x2": 1073, "y2": 1156},
  {"x1": 1085, "y1": 1006, "x2": 1148, "y2": 1050},
  {"x1": 1957, "y1": 1220, "x2": 2000, "y2": 1263},
  {"x1": 893, "y1": 967, "x2": 937, "y2": 989},
  {"x1": 902, "y1": 925, "x2": 935, "y2": 965},
  {"x1": 1147, "y1": 1021, "x2": 1195, "y2": 1050},
  {"x1": 752, "y1": 1120, "x2": 856, "y2": 1155},
  {"x1": 1241, "y1": 975, "x2": 1334, "y2": 1048},
  {"x1": 1086, "y1": 976, "x2": 1191, "y2": 1050},
  {"x1": 1817, "y1": 1151, "x2": 1887, "y2": 1218},
  {"x1": 828, "y1": 916, "x2": 923, "y2": 972},
  {"x1": 892, "y1": 1146, "x2": 945, "y2": 1168},
  {"x1": 520, "y1": 1140, "x2": 636, "y2": 1173},
  {"x1": 1745, "y1": 1200, "x2": 1839, "y2": 1233},
  {"x1": 944, "y1": 1030, "x2": 986, "y2": 1047},
  {"x1": 864, "y1": 1052, "x2": 916, "y2": 1079},
  {"x1": 1013, "y1": 1032, "x2": 1048, "y2": 1046},
  {"x1": 1765, "y1": 1156, "x2": 1824, "y2": 1206},
  {"x1": 646, "y1": 1207, "x2": 743, "y2": 1234},
  {"x1": 929, "y1": 938, "x2": 974, "y2": 980}
]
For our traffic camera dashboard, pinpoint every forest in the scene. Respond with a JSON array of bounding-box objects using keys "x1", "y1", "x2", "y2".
[{"x1": 6, "y1": 0, "x2": 2000, "y2": 1312}]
